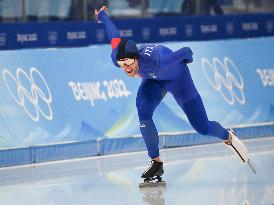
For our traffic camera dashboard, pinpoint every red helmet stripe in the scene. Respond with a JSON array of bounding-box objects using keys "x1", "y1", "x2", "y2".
[{"x1": 111, "y1": 38, "x2": 121, "y2": 50}]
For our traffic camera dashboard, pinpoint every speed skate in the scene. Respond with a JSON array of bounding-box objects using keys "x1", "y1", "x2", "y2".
[
  {"x1": 225, "y1": 130, "x2": 256, "y2": 174},
  {"x1": 139, "y1": 176, "x2": 166, "y2": 188},
  {"x1": 139, "y1": 160, "x2": 166, "y2": 188}
]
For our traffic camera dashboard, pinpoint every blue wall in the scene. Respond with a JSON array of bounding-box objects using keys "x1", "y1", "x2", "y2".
[
  {"x1": 0, "y1": 37, "x2": 274, "y2": 166},
  {"x1": 0, "y1": 13, "x2": 273, "y2": 50}
]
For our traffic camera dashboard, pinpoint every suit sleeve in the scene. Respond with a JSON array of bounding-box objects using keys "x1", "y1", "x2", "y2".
[
  {"x1": 98, "y1": 10, "x2": 121, "y2": 67},
  {"x1": 160, "y1": 47, "x2": 193, "y2": 69}
]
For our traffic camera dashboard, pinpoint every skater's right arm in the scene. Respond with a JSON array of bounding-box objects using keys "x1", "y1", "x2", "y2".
[
  {"x1": 95, "y1": 6, "x2": 120, "y2": 67},
  {"x1": 160, "y1": 47, "x2": 193, "y2": 69}
]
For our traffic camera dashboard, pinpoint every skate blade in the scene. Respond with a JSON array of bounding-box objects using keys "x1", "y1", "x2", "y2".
[
  {"x1": 247, "y1": 159, "x2": 256, "y2": 174},
  {"x1": 139, "y1": 181, "x2": 166, "y2": 188}
]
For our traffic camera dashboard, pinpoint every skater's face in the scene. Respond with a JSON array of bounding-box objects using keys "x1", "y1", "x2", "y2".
[{"x1": 117, "y1": 58, "x2": 139, "y2": 77}]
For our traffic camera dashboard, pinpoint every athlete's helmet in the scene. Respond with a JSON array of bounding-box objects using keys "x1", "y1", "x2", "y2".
[{"x1": 116, "y1": 39, "x2": 140, "y2": 60}]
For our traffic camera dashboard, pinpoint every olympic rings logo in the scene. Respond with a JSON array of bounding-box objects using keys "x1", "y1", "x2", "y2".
[
  {"x1": 201, "y1": 57, "x2": 245, "y2": 105},
  {"x1": 2, "y1": 67, "x2": 53, "y2": 122}
]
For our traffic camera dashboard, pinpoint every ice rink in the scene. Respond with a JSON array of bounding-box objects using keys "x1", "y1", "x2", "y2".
[{"x1": 0, "y1": 137, "x2": 273, "y2": 205}]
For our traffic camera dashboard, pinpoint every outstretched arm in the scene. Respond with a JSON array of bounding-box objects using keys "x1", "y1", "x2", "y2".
[
  {"x1": 95, "y1": 6, "x2": 121, "y2": 50},
  {"x1": 160, "y1": 47, "x2": 193, "y2": 69},
  {"x1": 95, "y1": 6, "x2": 121, "y2": 67}
]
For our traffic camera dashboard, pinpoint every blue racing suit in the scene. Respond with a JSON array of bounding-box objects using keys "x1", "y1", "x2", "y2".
[{"x1": 98, "y1": 11, "x2": 229, "y2": 159}]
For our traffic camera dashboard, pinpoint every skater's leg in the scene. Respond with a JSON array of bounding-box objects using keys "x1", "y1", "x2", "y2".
[
  {"x1": 163, "y1": 64, "x2": 228, "y2": 139},
  {"x1": 139, "y1": 119, "x2": 160, "y2": 159},
  {"x1": 136, "y1": 80, "x2": 166, "y2": 159},
  {"x1": 175, "y1": 94, "x2": 228, "y2": 140},
  {"x1": 175, "y1": 94, "x2": 252, "y2": 167},
  {"x1": 167, "y1": 66, "x2": 252, "y2": 168}
]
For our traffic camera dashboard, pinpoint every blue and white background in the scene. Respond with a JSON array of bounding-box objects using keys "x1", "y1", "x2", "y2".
[{"x1": 0, "y1": 37, "x2": 274, "y2": 150}]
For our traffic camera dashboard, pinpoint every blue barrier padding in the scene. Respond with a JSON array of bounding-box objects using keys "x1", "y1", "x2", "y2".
[
  {"x1": 0, "y1": 13, "x2": 273, "y2": 50},
  {"x1": 0, "y1": 147, "x2": 32, "y2": 167},
  {"x1": 165, "y1": 132, "x2": 220, "y2": 148},
  {"x1": 0, "y1": 124, "x2": 273, "y2": 167},
  {"x1": 99, "y1": 135, "x2": 166, "y2": 155},
  {"x1": 0, "y1": 141, "x2": 98, "y2": 168},
  {"x1": 165, "y1": 124, "x2": 274, "y2": 148},
  {"x1": 31, "y1": 140, "x2": 98, "y2": 163},
  {"x1": 99, "y1": 137, "x2": 147, "y2": 155},
  {"x1": 232, "y1": 125, "x2": 274, "y2": 139}
]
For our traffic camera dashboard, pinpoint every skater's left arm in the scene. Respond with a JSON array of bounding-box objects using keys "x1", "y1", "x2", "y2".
[
  {"x1": 95, "y1": 6, "x2": 120, "y2": 42},
  {"x1": 160, "y1": 47, "x2": 193, "y2": 69},
  {"x1": 95, "y1": 6, "x2": 121, "y2": 67}
]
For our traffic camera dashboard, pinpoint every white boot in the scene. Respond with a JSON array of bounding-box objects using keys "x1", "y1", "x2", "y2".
[{"x1": 224, "y1": 130, "x2": 249, "y2": 163}]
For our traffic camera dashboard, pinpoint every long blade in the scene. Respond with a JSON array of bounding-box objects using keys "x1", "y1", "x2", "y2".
[{"x1": 248, "y1": 159, "x2": 256, "y2": 174}]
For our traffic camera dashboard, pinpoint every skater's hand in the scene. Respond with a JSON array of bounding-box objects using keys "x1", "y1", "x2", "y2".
[
  {"x1": 94, "y1": 6, "x2": 108, "y2": 18},
  {"x1": 181, "y1": 47, "x2": 193, "y2": 64}
]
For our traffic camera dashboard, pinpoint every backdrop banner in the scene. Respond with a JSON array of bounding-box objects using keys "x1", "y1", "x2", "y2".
[
  {"x1": 0, "y1": 37, "x2": 274, "y2": 151},
  {"x1": 0, "y1": 13, "x2": 273, "y2": 50}
]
